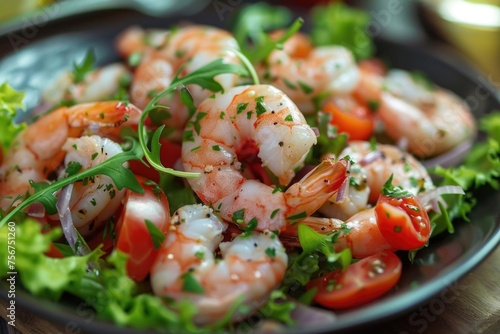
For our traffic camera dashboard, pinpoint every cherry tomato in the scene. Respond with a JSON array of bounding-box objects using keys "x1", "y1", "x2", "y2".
[
  {"x1": 307, "y1": 251, "x2": 402, "y2": 309},
  {"x1": 128, "y1": 139, "x2": 182, "y2": 183},
  {"x1": 115, "y1": 175, "x2": 170, "y2": 281},
  {"x1": 375, "y1": 193, "x2": 431, "y2": 250},
  {"x1": 323, "y1": 101, "x2": 375, "y2": 141}
]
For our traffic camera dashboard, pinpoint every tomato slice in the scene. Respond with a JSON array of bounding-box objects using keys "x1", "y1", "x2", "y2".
[
  {"x1": 323, "y1": 100, "x2": 374, "y2": 141},
  {"x1": 375, "y1": 193, "x2": 431, "y2": 250},
  {"x1": 115, "y1": 176, "x2": 170, "y2": 281},
  {"x1": 128, "y1": 139, "x2": 182, "y2": 183},
  {"x1": 308, "y1": 251, "x2": 402, "y2": 309}
]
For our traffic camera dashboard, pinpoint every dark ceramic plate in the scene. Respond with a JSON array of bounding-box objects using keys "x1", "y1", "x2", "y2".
[{"x1": 0, "y1": 3, "x2": 499, "y2": 334}]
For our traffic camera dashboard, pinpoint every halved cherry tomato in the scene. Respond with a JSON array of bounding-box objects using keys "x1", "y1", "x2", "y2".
[
  {"x1": 115, "y1": 175, "x2": 170, "y2": 281},
  {"x1": 237, "y1": 140, "x2": 272, "y2": 186},
  {"x1": 128, "y1": 139, "x2": 182, "y2": 183},
  {"x1": 307, "y1": 251, "x2": 402, "y2": 309},
  {"x1": 323, "y1": 101, "x2": 375, "y2": 141},
  {"x1": 375, "y1": 193, "x2": 431, "y2": 250}
]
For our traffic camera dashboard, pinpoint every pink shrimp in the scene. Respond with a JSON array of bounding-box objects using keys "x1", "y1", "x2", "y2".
[
  {"x1": 181, "y1": 84, "x2": 348, "y2": 232},
  {"x1": 0, "y1": 101, "x2": 141, "y2": 211},
  {"x1": 116, "y1": 25, "x2": 241, "y2": 141},
  {"x1": 150, "y1": 204, "x2": 288, "y2": 325}
]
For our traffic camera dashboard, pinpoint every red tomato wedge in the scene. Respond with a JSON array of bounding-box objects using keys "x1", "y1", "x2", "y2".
[
  {"x1": 323, "y1": 101, "x2": 374, "y2": 141},
  {"x1": 308, "y1": 251, "x2": 402, "y2": 309},
  {"x1": 115, "y1": 176, "x2": 170, "y2": 281},
  {"x1": 128, "y1": 139, "x2": 182, "y2": 183},
  {"x1": 375, "y1": 193, "x2": 431, "y2": 250}
]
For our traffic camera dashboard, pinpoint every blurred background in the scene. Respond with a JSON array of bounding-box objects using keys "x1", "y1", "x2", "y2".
[{"x1": 0, "y1": 0, "x2": 498, "y2": 86}]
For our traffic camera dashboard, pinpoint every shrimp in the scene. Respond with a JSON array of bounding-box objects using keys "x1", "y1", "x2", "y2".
[
  {"x1": 41, "y1": 63, "x2": 131, "y2": 106},
  {"x1": 150, "y1": 204, "x2": 287, "y2": 325},
  {"x1": 52, "y1": 135, "x2": 127, "y2": 236},
  {"x1": 116, "y1": 25, "x2": 241, "y2": 141},
  {"x1": 260, "y1": 32, "x2": 360, "y2": 115},
  {"x1": 318, "y1": 141, "x2": 433, "y2": 221},
  {"x1": 0, "y1": 101, "x2": 141, "y2": 210},
  {"x1": 356, "y1": 68, "x2": 476, "y2": 157},
  {"x1": 282, "y1": 208, "x2": 393, "y2": 258},
  {"x1": 182, "y1": 84, "x2": 348, "y2": 232}
]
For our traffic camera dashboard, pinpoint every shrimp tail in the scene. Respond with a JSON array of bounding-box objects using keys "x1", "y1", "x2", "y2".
[{"x1": 284, "y1": 158, "x2": 348, "y2": 225}]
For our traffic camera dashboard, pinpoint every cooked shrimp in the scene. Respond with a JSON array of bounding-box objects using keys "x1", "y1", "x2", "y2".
[
  {"x1": 182, "y1": 84, "x2": 348, "y2": 232},
  {"x1": 0, "y1": 101, "x2": 141, "y2": 210},
  {"x1": 150, "y1": 204, "x2": 287, "y2": 325},
  {"x1": 356, "y1": 68, "x2": 476, "y2": 157},
  {"x1": 41, "y1": 63, "x2": 131, "y2": 106},
  {"x1": 117, "y1": 25, "x2": 241, "y2": 141},
  {"x1": 282, "y1": 208, "x2": 393, "y2": 258},
  {"x1": 52, "y1": 135, "x2": 127, "y2": 236},
  {"x1": 318, "y1": 141, "x2": 433, "y2": 220},
  {"x1": 343, "y1": 141, "x2": 433, "y2": 203},
  {"x1": 260, "y1": 32, "x2": 360, "y2": 114}
]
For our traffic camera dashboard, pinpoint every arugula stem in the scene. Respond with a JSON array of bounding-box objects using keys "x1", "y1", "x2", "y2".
[{"x1": 231, "y1": 49, "x2": 260, "y2": 85}]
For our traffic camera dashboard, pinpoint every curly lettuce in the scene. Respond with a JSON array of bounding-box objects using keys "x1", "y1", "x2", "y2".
[{"x1": 0, "y1": 82, "x2": 26, "y2": 152}]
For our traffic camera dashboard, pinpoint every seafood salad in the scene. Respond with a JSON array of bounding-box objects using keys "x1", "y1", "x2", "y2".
[{"x1": 1, "y1": 2, "x2": 499, "y2": 333}]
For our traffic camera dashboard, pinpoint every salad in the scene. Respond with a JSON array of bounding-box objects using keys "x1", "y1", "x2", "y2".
[{"x1": 1, "y1": 2, "x2": 500, "y2": 333}]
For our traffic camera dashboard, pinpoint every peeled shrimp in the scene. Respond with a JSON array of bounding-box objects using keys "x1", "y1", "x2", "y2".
[
  {"x1": 319, "y1": 141, "x2": 433, "y2": 223},
  {"x1": 260, "y1": 32, "x2": 359, "y2": 114},
  {"x1": 150, "y1": 204, "x2": 287, "y2": 325},
  {"x1": 42, "y1": 63, "x2": 130, "y2": 106},
  {"x1": 356, "y1": 68, "x2": 476, "y2": 157},
  {"x1": 0, "y1": 101, "x2": 141, "y2": 210},
  {"x1": 116, "y1": 25, "x2": 241, "y2": 141},
  {"x1": 181, "y1": 84, "x2": 348, "y2": 232},
  {"x1": 52, "y1": 135, "x2": 127, "y2": 236}
]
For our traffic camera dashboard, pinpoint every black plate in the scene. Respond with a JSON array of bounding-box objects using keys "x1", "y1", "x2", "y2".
[{"x1": 1, "y1": 4, "x2": 500, "y2": 334}]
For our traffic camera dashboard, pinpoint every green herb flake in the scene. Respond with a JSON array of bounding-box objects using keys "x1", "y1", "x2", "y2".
[
  {"x1": 256, "y1": 101, "x2": 267, "y2": 116},
  {"x1": 282, "y1": 78, "x2": 297, "y2": 90},
  {"x1": 182, "y1": 272, "x2": 204, "y2": 294},
  {"x1": 212, "y1": 145, "x2": 221, "y2": 151},
  {"x1": 65, "y1": 161, "x2": 83, "y2": 177},
  {"x1": 284, "y1": 114, "x2": 293, "y2": 122},
  {"x1": 232, "y1": 209, "x2": 245, "y2": 224},
  {"x1": 145, "y1": 219, "x2": 166, "y2": 250},
  {"x1": 270, "y1": 208, "x2": 280, "y2": 219},
  {"x1": 91, "y1": 152, "x2": 99, "y2": 161},
  {"x1": 265, "y1": 247, "x2": 276, "y2": 258},
  {"x1": 393, "y1": 225, "x2": 402, "y2": 233},
  {"x1": 127, "y1": 52, "x2": 142, "y2": 67},
  {"x1": 297, "y1": 80, "x2": 313, "y2": 94},
  {"x1": 237, "y1": 102, "x2": 249, "y2": 114}
]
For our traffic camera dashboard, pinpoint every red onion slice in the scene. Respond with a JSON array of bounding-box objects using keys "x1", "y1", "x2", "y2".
[
  {"x1": 312, "y1": 127, "x2": 320, "y2": 137},
  {"x1": 359, "y1": 150, "x2": 383, "y2": 166},
  {"x1": 418, "y1": 185, "x2": 465, "y2": 213},
  {"x1": 56, "y1": 184, "x2": 91, "y2": 256}
]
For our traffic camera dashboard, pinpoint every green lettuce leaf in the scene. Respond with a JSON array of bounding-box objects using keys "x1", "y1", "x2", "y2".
[
  {"x1": 310, "y1": 3, "x2": 374, "y2": 60},
  {"x1": 430, "y1": 111, "x2": 500, "y2": 236},
  {"x1": 0, "y1": 82, "x2": 26, "y2": 152}
]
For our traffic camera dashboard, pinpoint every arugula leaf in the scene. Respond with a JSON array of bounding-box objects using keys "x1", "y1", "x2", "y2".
[
  {"x1": 72, "y1": 49, "x2": 96, "y2": 83},
  {"x1": 138, "y1": 58, "x2": 248, "y2": 179},
  {"x1": 0, "y1": 82, "x2": 26, "y2": 152},
  {"x1": 0, "y1": 138, "x2": 144, "y2": 227},
  {"x1": 310, "y1": 3, "x2": 374, "y2": 60},
  {"x1": 230, "y1": 3, "x2": 304, "y2": 64}
]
